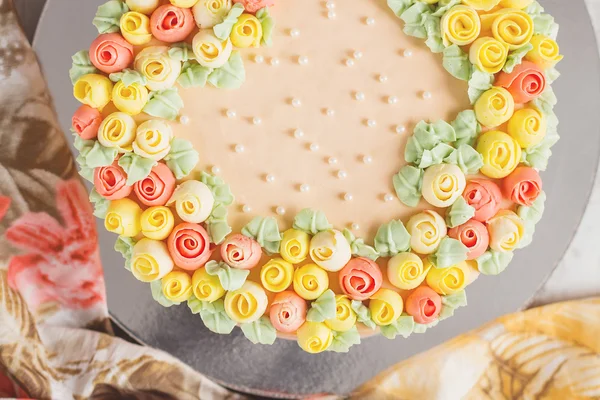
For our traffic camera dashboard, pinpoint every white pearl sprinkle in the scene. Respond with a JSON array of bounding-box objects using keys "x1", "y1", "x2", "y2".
[
  {"x1": 337, "y1": 170, "x2": 348, "y2": 179},
  {"x1": 396, "y1": 125, "x2": 407, "y2": 134},
  {"x1": 388, "y1": 96, "x2": 399, "y2": 105},
  {"x1": 379, "y1": 74, "x2": 388, "y2": 83},
  {"x1": 363, "y1": 155, "x2": 373, "y2": 164},
  {"x1": 345, "y1": 58, "x2": 355, "y2": 67},
  {"x1": 366, "y1": 17, "x2": 375, "y2": 26},
  {"x1": 298, "y1": 56, "x2": 309, "y2": 65},
  {"x1": 270, "y1": 57, "x2": 280, "y2": 66},
  {"x1": 310, "y1": 143, "x2": 320, "y2": 152},
  {"x1": 242, "y1": 204, "x2": 252, "y2": 213},
  {"x1": 253, "y1": 117, "x2": 262, "y2": 125},
  {"x1": 355, "y1": 92, "x2": 365, "y2": 101},
  {"x1": 327, "y1": 10, "x2": 337, "y2": 19},
  {"x1": 384, "y1": 193, "x2": 395, "y2": 202},
  {"x1": 326, "y1": 1, "x2": 336, "y2": 9},
  {"x1": 326, "y1": 108, "x2": 335, "y2": 117},
  {"x1": 290, "y1": 29, "x2": 300, "y2": 38},
  {"x1": 235, "y1": 144, "x2": 245, "y2": 153},
  {"x1": 266, "y1": 174, "x2": 275, "y2": 183},
  {"x1": 404, "y1": 49, "x2": 413, "y2": 57},
  {"x1": 254, "y1": 55, "x2": 264, "y2": 63},
  {"x1": 211, "y1": 166, "x2": 221, "y2": 174},
  {"x1": 226, "y1": 109, "x2": 236, "y2": 119},
  {"x1": 422, "y1": 91, "x2": 432, "y2": 100},
  {"x1": 344, "y1": 193, "x2": 354, "y2": 201},
  {"x1": 367, "y1": 119, "x2": 377, "y2": 128},
  {"x1": 328, "y1": 157, "x2": 338, "y2": 165},
  {"x1": 294, "y1": 128, "x2": 305, "y2": 139},
  {"x1": 292, "y1": 98, "x2": 302, "y2": 108},
  {"x1": 351, "y1": 223, "x2": 360, "y2": 230},
  {"x1": 353, "y1": 50, "x2": 363, "y2": 59},
  {"x1": 300, "y1": 184, "x2": 310, "y2": 193},
  {"x1": 179, "y1": 115, "x2": 190, "y2": 124},
  {"x1": 276, "y1": 206, "x2": 286, "y2": 216}
]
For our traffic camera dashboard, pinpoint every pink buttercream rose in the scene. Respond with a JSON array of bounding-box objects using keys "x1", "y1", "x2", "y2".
[
  {"x1": 405, "y1": 286, "x2": 442, "y2": 325},
  {"x1": 72, "y1": 105, "x2": 103, "y2": 140},
  {"x1": 133, "y1": 163, "x2": 176, "y2": 207},
  {"x1": 269, "y1": 291, "x2": 307, "y2": 333},
  {"x1": 94, "y1": 161, "x2": 133, "y2": 200},
  {"x1": 167, "y1": 222, "x2": 212, "y2": 270},
  {"x1": 150, "y1": 5, "x2": 195, "y2": 43},
  {"x1": 89, "y1": 33, "x2": 134, "y2": 74},
  {"x1": 220, "y1": 233, "x2": 262, "y2": 270},
  {"x1": 233, "y1": 0, "x2": 275, "y2": 13},
  {"x1": 448, "y1": 219, "x2": 490, "y2": 260},
  {"x1": 502, "y1": 166, "x2": 542, "y2": 206},
  {"x1": 462, "y1": 180, "x2": 502, "y2": 223},
  {"x1": 338, "y1": 257, "x2": 383, "y2": 301}
]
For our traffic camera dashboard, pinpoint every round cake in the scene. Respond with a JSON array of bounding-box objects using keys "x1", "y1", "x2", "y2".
[{"x1": 69, "y1": 0, "x2": 562, "y2": 353}]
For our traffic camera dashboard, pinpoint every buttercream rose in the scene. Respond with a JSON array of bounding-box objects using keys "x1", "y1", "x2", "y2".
[
  {"x1": 112, "y1": 81, "x2": 149, "y2": 116},
  {"x1": 131, "y1": 238, "x2": 174, "y2": 282},
  {"x1": 469, "y1": 37, "x2": 508, "y2": 74},
  {"x1": 133, "y1": 163, "x2": 176, "y2": 207},
  {"x1": 502, "y1": 166, "x2": 542, "y2": 206},
  {"x1": 134, "y1": 46, "x2": 182, "y2": 91},
  {"x1": 167, "y1": 180, "x2": 215, "y2": 223},
  {"x1": 279, "y1": 228, "x2": 309, "y2": 264},
  {"x1": 526, "y1": 35, "x2": 563, "y2": 70},
  {"x1": 73, "y1": 74, "x2": 113, "y2": 110},
  {"x1": 72, "y1": 105, "x2": 102, "y2": 140},
  {"x1": 487, "y1": 210, "x2": 525, "y2": 252},
  {"x1": 369, "y1": 289, "x2": 404, "y2": 327},
  {"x1": 482, "y1": 9, "x2": 534, "y2": 50},
  {"x1": 339, "y1": 257, "x2": 383, "y2": 301},
  {"x1": 167, "y1": 222, "x2": 212, "y2": 270},
  {"x1": 120, "y1": 12, "x2": 153, "y2": 46},
  {"x1": 192, "y1": 267, "x2": 225, "y2": 302},
  {"x1": 171, "y1": 0, "x2": 201, "y2": 7},
  {"x1": 94, "y1": 161, "x2": 132, "y2": 200},
  {"x1": 260, "y1": 258, "x2": 294, "y2": 293},
  {"x1": 387, "y1": 252, "x2": 431, "y2": 290},
  {"x1": 89, "y1": 33, "x2": 134, "y2": 74},
  {"x1": 462, "y1": 179, "x2": 502, "y2": 222},
  {"x1": 224, "y1": 281, "x2": 268, "y2": 323},
  {"x1": 126, "y1": 0, "x2": 161, "y2": 14},
  {"x1": 477, "y1": 130, "x2": 522, "y2": 179},
  {"x1": 475, "y1": 87, "x2": 515, "y2": 128},
  {"x1": 104, "y1": 198, "x2": 142, "y2": 237},
  {"x1": 97, "y1": 112, "x2": 137, "y2": 152},
  {"x1": 192, "y1": 31, "x2": 233, "y2": 68},
  {"x1": 499, "y1": 0, "x2": 533, "y2": 7},
  {"x1": 140, "y1": 206, "x2": 175, "y2": 241},
  {"x1": 422, "y1": 164, "x2": 467, "y2": 208},
  {"x1": 495, "y1": 61, "x2": 546, "y2": 104},
  {"x1": 309, "y1": 229, "x2": 352, "y2": 272},
  {"x1": 296, "y1": 321, "x2": 333, "y2": 354},
  {"x1": 233, "y1": 0, "x2": 274, "y2": 14},
  {"x1": 293, "y1": 264, "x2": 329, "y2": 300},
  {"x1": 507, "y1": 107, "x2": 547, "y2": 149},
  {"x1": 426, "y1": 260, "x2": 478, "y2": 296},
  {"x1": 441, "y1": 5, "x2": 480, "y2": 47},
  {"x1": 231, "y1": 14, "x2": 263, "y2": 48},
  {"x1": 220, "y1": 233, "x2": 262, "y2": 269},
  {"x1": 270, "y1": 291, "x2": 307, "y2": 333},
  {"x1": 448, "y1": 219, "x2": 490, "y2": 260},
  {"x1": 324, "y1": 295, "x2": 357, "y2": 332},
  {"x1": 405, "y1": 286, "x2": 442, "y2": 325},
  {"x1": 150, "y1": 5, "x2": 195, "y2": 43},
  {"x1": 193, "y1": 0, "x2": 232, "y2": 28},
  {"x1": 161, "y1": 271, "x2": 193, "y2": 303},
  {"x1": 406, "y1": 210, "x2": 447, "y2": 255},
  {"x1": 462, "y1": 0, "x2": 500, "y2": 11},
  {"x1": 133, "y1": 120, "x2": 173, "y2": 161}
]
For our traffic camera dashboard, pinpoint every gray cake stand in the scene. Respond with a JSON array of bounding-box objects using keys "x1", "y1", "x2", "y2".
[{"x1": 34, "y1": 0, "x2": 600, "y2": 397}]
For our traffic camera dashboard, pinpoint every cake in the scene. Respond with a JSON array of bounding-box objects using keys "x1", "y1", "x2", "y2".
[{"x1": 69, "y1": 0, "x2": 562, "y2": 353}]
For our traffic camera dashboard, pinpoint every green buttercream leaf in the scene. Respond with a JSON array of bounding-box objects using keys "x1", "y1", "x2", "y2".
[
  {"x1": 306, "y1": 289, "x2": 336, "y2": 323},
  {"x1": 343, "y1": 229, "x2": 379, "y2": 261},
  {"x1": 374, "y1": 220, "x2": 411, "y2": 257},
  {"x1": 429, "y1": 237, "x2": 468, "y2": 269},
  {"x1": 293, "y1": 209, "x2": 332, "y2": 235},
  {"x1": 380, "y1": 315, "x2": 415, "y2": 339},
  {"x1": 400, "y1": 2, "x2": 431, "y2": 39},
  {"x1": 114, "y1": 236, "x2": 136, "y2": 271},
  {"x1": 90, "y1": 188, "x2": 111, "y2": 219},
  {"x1": 93, "y1": 0, "x2": 129, "y2": 34},
  {"x1": 69, "y1": 50, "x2": 99, "y2": 85},
  {"x1": 418, "y1": 143, "x2": 455, "y2": 169},
  {"x1": 423, "y1": 14, "x2": 443, "y2": 53},
  {"x1": 118, "y1": 153, "x2": 157, "y2": 186},
  {"x1": 503, "y1": 43, "x2": 534, "y2": 74},
  {"x1": 452, "y1": 110, "x2": 481, "y2": 147},
  {"x1": 468, "y1": 67, "x2": 493, "y2": 104},
  {"x1": 76, "y1": 163, "x2": 94, "y2": 183},
  {"x1": 533, "y1": 15, "x2": 559, "y2": 40},
  {"x1": 444, "y1": 144, "x2": 484, "y2": 175},
  {"x1": 178, "y1": 62, "x2": 213, "y2": 88},
  {"x1": 518, "y1": 221, "x2": 536, "y2": 249},
  {"x1": 393, "y1": 165, "x2": 423, "y2": 207},
  {"x1": 477, "y1": 250, "x2": 514, "y2": 276},
  {"x1": 438, "y1": 305, "x2": 455, "y2": 321},
  {"x1": 256, "y1": 7, "x2": 275, "y2": 47},
  {"x1": 431, "y1": 0, "x2": 461, "y2": 17},
  {"x1": 151, "y1": 280, "x2": 179, "y2": 308},
  {"x1": 143, "y1": 88, "x2": 184, "y2": 121},
  {"x1": 413, "y1": 319, "x2": 439, "y2": 333},
  {"x1": 546, "y1": 67, "x2": 560, "y2": 83},
  {"x1": 205, "y1": 204, "x2": 232, "y2": 245},
  {"x1": 200, "y1": 171, "x2": 235, "y2": 206},
  {"x1": 242, "y1": 216, "x2": 281, "y2": 255},
  {"x1": 521, "y1": 144, "x2": 552, "y2": 171},
  {"x1": 188, "y1": 297, "x2": 236, "y2": 334},
  {"x1": 442, "y1": 290, "x2": 467, "y2": 309},
  {"x1": 387, "y1": 0, "x2": 415, "y2": 17},
  {"x1": 73, "y1": 136, "x2": 118, "y2": 180},
  {"x1": 405, "y1": 120, "x2": 456, "y2": 164},
  {"x1": 109, "y1": 69, "x2": 147, "y2": 86},
  {"x1": 525, "y1": 1, "x2": 544, "y2": 15},
  {"x1": 208, "y1": 51, "x2": 246, "y2": 89},
  {"x1": 164, "y1": 138, "x2": 199, "y2": 179},
  {"x1": 517, "y1": 191, "x2": 546, "y2": 226},
  {"x1": 351, "y1": 300, "x2": 376, "y2": 330},
  {"x1": 328, "y1": 326, "x2": 361, "y2": 353},
  {"x1": 205, "y1": 260, "x2": 249, "y2": 291},
  {"x1": 213, "y1": 3, "x2": 244, "y2": 40},
  {"x1": 240, "y1": 316, "x2": 277, "y2": 345},
  {"x1": 445, "y1": 197, "x2": 476, "y2": 228},
  {"x1": 168, "y1": 42, "x2": 196, "y2": 62},
  {"x1": 442, "y1": 45, "x2": 471, "y2": 81}
]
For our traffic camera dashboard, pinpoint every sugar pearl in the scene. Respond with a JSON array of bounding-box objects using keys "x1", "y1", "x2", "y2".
[
  {"x1": 211, "y1": 166, "x2": 221, "y2": 174},
  {"x1": 345, "y1": 58, "x2": 355, "y2": 67},
  {"x1": 422, "y1": 91, "x2": 432, "y2": 100},
  {"x1": 355, "y1": 92, "x2": 365, "y2": 101},
  {"x1": 294, "y1": 128, "x2": 305, "y2": 139},
  {"x1": 328, "y1": 157, "x2": 338, "y2": 165},
  {"x1": 254, "y1": 55, "x2": 264, "y2": 63},
  {"x1": 384, "y1": 193, "x2": 394, "y2": 202},
  {"x1": 351, "y1": 223, "x2": 360, "y2": 230},
  {"x1": 310, "y1": 143, "x2": 320, "y2": 152},
  {"x1": 276, "y1": 206, "x2": 286, "y2": 216},
  {"x1": 326, "y1": 1, "x2": 336, "y2": 9},
  {"x1": 326, "y1": 108, "x2": 335, "y2": 117},
  {"x1": 363, "y1": 155, "x2": 373, "y2": 164},
  {"x1": 300, "y1": 184, "x2": 310, "y2": 193},
  {"x1": 266, "y1": 174, "x2": 275, "y2": 183},
  {"x1": 235, "y1": 144, "x2": 245, "y2": 153},
  {"x1": 337, "y1": 170, "x2": 348, "y2": 179},
  {"x1": 396, "y1": 125, "x2": 407, "y2": 134},
  {"x1": 226, "y1": 109, "x2": 236, "y2": 119},
  {"x1": 253, "y1": 116, "x2": 262, "y2": 125},
  {"x1": 353, "y1": 50, "x2": 363, "y2": 59},
  {"x1": 379, "y1": 74, "x2": 388, "y2": 83},
  {"x1": 270, "y1": 57, "x2": 280, "y2": 66},
  {"x1": 367, "y1": 119, "x2": 377, "y2": 128},
  {"x1": 327, "y1": 11, "x2": 337, "y2": 19},
  {"x1": 366, "y1": 17, "x2": 375, "y2": 26},
  {"x1": 242, "y1": 204, "x2": 252, "y2": 213},
  {"x1": 292, "y1": 98, "x2": 302, "y2": 108},
  {"x1": 298, "y1": 56, "x2": 309, "y2": 65},
  {"x1": 179, "y1": 115, "x2": 190, "y2": 124},
  {"x1": 388, "y1": 96, "x2": 399, "y2": 104},
  {"x1": 290, "y1": 29, "x2": 300, "y2": 38},
  {"x1": 344, "y1": 193, "x2": 354, "y2": 201},
  {"x1": 404, "y1": 49, "x2": 413, "y2": 57}
]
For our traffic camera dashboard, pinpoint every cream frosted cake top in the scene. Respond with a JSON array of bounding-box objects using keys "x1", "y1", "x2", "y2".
[{"x1": 69, "y1": 0, "x2": 562, "y2": 353}]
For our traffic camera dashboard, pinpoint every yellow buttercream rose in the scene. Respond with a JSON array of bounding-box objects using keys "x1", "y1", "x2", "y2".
[
  {"x1": 296, "y1": 321, "x2": 333, "y2": 354},
  {"x1": 421, "y1": 164, "x2": 467, "y2": 208},
  {"x1": 126, "y1": 0, "x2": 160, "y2": 14},
  {"x1": 73, "y1": 74, "x2": 113, "y2": 110},
  {"x1": 192, "y1": 267, "x2": 225, "y2": 302},
  {"x1": 498, "y1": 0, "x2": 533, "y2": 8},
  {"x1": 475, "y1": 87, "x2": 515, "y2": 128},
  {"x1": 477, "y1": 130, "x2": 522, "y2": 178},
  {"x1": 170, "y1": 0, "x2": 199, "y2": 7},
  {"x1": 193, "y1": 0, "x2": 233, "y2": 28},
  {"x1": 134, "y1": 46, "x2": 182, "y2": 91},
  {"x1": 441, "y1": 5, "x2": 481, "y2": 47},
  {"x1": 131, "y1": 238, "x2": 174, "y2": 282},
  {"x1": 279, "y1": 229, "x2": 310, "y2": 264},
  {"x1": 462, "y1": 0, "x2": 501, "y2": 11},
  {"x1": 507, "y1": 107, "x2": 547, "y2": 149},
  {"x1": 525, "y1": 35, "x2": 564, "y2": 70},
  {"x1": 406, "y1": 211, "x2": 448, "y2": 255},
  {"x1": 387, "y1": 252, "x2": 431, "y2": 290},
  {"x1": 487, "y1": 210, "x2": 525, "y2": 252},
  {"x1": 162, "y1": 271, "x2": 193, "y2": 303},
  {"x1": 230, "y1": 14, "x2": 263, "y2": 48},
  {"x1": 133, "y1": 120, "x2": 173, "y2": 161},
  {"x1": 426, "y1": 261, "x2": 469, "y2": 296},
  {"x1": 369, "y1": 289, "x2": 404, "y2": 326},
  {"x1": 140, "y1": 206, "x2": 175, "y2": 241},
  {"x1": 97, "y1": 112, "x2": 137, "y2": 152},
  {"x1": 112, "y1": 81, "x2": 149, "y2": 116},
  {"x1": 481, "y1": 9, "x2": 534, "y2": 50},
  {"x1": 469, "y1": 37, "x2": 509, "y2": 74},
  {"x1": 260, "y1": 258, "x2": 294, "y2": 293},
  {"x1": 293, "y1": 264, "x2": 329, "y2": 300},
  {"x1": 324, "y1": 295, "x2": 357, "y2": 332},
  {"x1": 224, "y1": 281, "x2": 268, "y2": 323},
  {"x1": 167, "y1": 180, "x2": 215, "y2": 224},
  {"x1": 120, "y1": 11, "x2": 153, "y2": 46},
  {"x1": 105, "y1": 198, "x2": 142, "y2": 237},
  {"x1": 192, "y1": 31, "x2": 233, "y2": 68}
]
